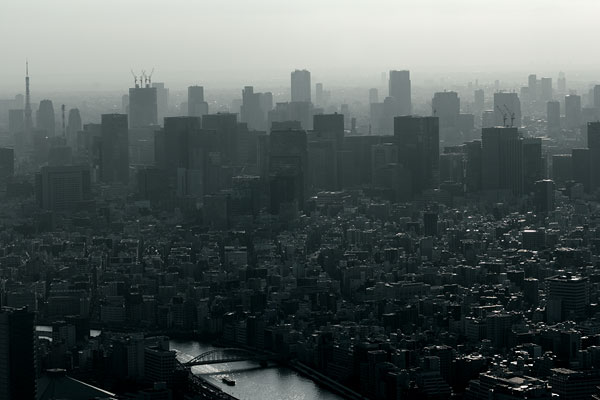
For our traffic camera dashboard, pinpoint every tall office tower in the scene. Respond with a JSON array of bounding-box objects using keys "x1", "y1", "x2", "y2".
[
  {"x1": 24, "y1": 61, "x2": 33, "y2": 145},
  {"x1": 474, "y1": 89, "x2": 484, "y2": 114},
  {"x1": 310, "y1": 113, "x2": 345, "y2": 190},
  {"x1": 557, "y1": 72, "x2": 566, "y2": 94},
  {"x1": 465, "y1": 140, "x2": 482, "y2": 192},
  {"x1": 35, "y1": 165, "x2": 91, "y2": 211},
  {"x1": 594, "y1": 85, "x2": 600, "y2": 109},
  {"x1": 565, "y1": 94, "x2": 582, "y2": 129},
  {"x1": 100, "y1": 114, "x2": 129, "y2": 184},
  {"x1": 313, "y1": 113, "x2": 344, "y2": 147},
  {"x1": 241, "y1": 86, "x2": 266, "y2": 131},
  {"x1": 389, "y1": 70, "x2": 411, "y2": 115},
  {"x1": 432, "y1": 91, "x2": 460, "y2": 143},
  {"x1": 540, "y1": 77, "x2": 553, "y2": 101},
  {"x1": 188, "y1": 85, "x2": 209, "y2": 117},
  {"x1": 36, "y1": 99, "x2": 56, "y2": 135},
  {"x1": 552, "y1": 154, "x2": 572, "y2": 186},
  {"x1": 572, "y1": 148, "x2": 591, "y2": 192},
  {"x1": 121, "y1": 95, "x2": 129, "y2": 114},
  {"x1": 522, "y1": 138, "x2": 543, "y2": 194},
  {"x1": 202, "y1": 113, "x2": 238, "y2": 164},
  {"x1": 534, "y1": 179, "x2": 555, "y2": 213},
  {"x1": 0, "y1": 148, "x2": 14, "y2": 180},
  {"x1": 0, "y1": 307, "x2": 36, "y2": 400},
  {"x1": 588, "y1": 122, "x2": 600, "y2": 192},
  {"x1": 546, "y1": 275, "x2": 589, "y2": 322},
  {"x1": 493, "y1": 92, "x2": 521, "y2": 127},
  {"x1": 369, "y1": 88, "x2": 379, "y2": 104},
  {"x1": 291, "y1": 69, "x2": 311, "y2": 102},
  {"x1": 268, "y1": 129, "x2": 308, "y2": 213},
  {"x1": 481, "y1": 127, "x2": 523, "y2": 195},
  {"x1": 394, "y1": 116, "x2": 439, "y2": 195},
  {"x1": 526, "y1": 74, "x2": 537, "y2": 102},
  {"x1": 8, "y1": 109, "x2": 24, "y2": 134},
  {"x1": 315, "y1": 83, "x2": 324, "y2": 106},
  {"x1": 260, "y1": 92, "x2": 273, "y2": 114},
  {"x1": 151, "y1": 82, "x2": 169, "y2": 124},
  {"x1": 66, "y1": 108, "x2": 82, "y2": 147},
  {"x1": 129, "y1": 84, "x2": 157, "y2": 128},
  {"x1": 547, "y1": 101, "x2": 560, "y2": 133}
]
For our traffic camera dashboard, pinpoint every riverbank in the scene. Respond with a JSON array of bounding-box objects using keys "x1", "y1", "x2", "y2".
[{"x1": 288, "y1": 360, "x2": 368, "y2": 400}]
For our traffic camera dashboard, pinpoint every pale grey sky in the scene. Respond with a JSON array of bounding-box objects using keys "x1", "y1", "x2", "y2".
[{"x1": 1, "y1": 0, "x2": 599, "y2": 91}]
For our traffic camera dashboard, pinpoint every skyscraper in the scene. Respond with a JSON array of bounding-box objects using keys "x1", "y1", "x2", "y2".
[
  {"x1": 369, "y1": 88, "x2": 379, "y2": 104},
  {"x1": 67, "y1": 108, "x2": 82, "y2": 148},
  {"x1": 540, "y1": 77, "x2": 553, "y2": 101},
  {"x1": 0, "y1": 307, "x2": 36, "y2": 400},
  {"x1": 291, "y1": 69, "x2": 311, "y2": 103},
  {"x1": 394, "y1": 116, "x2": 439, "y2": 195},
  {"x1": 389, "y1": 70, "x2": 411, "y2": 116},
  {"x1": 151, "y1": 82, "x2": 169, "y2": 125},
  {"x1": 241, "y1": 86, "x2": 266, "y2": 131},
  {"x1": 269, "y1": 129, "x2": 308, "y2": 213},
  {"x1": 481, "y1": 127, "x2": 523, "y2": 195},
  {"x1": 129, "y1": 84, "x2": 158, "y2": 128},
  {"x1": 100, "y1": 114, "x2": 129, "y2": 183},
  {"x1": 315, "y1": 83, "x2": 324, "y2": 106},
  {"x1": 547, "y1": 100, "x2": 560, "y2": 133},
  {"x1": 565, "y1": 94, "x2": 582, "y2": 129},
  {"x1": 36, "y1": 99, "x2": 56, "y2": 136},
  {"x1": 35, "y1": 165, "x2": 92, "y2": 211},
  {"x1": 528, "y1": 74, "x2": 537, "y2": 101},
  {"x1": 188, "y1": 85, "x2": 208, "y2": 117}
]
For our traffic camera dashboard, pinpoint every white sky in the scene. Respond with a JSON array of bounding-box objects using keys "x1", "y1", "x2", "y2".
[{"x1": 1, "y1": 0, "x2": 599, "y2": 91}]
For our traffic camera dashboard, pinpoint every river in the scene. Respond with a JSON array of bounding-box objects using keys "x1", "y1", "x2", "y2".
[{"x1": 170, "y1": 340, "x2": 344, "y2": 400}]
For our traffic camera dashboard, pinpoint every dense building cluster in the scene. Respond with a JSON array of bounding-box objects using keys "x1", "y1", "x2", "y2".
[{"x1": 2, "y1": 67, "x2": 600, "y2": 400}]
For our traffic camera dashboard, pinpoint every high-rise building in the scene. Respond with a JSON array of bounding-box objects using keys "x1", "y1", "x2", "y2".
[
  {"x1": 66, "y1": 108, "x2": 82, "y2": 148},
  {"x1": 534, "y1": 179, "x2": 555, "y2": 213},
  {"x1": 572, "y1": 148, "x2": 591, "y2": 192},
  {"x1": 588, "y1": 122, "x2": 600, "y2": 192},
  {"x1": 557, "y1": 72, "x2": 567, "y2": 94},
  {"x1": 36, "y1": 99, "x2": 56, "y2": 136},
  {"x1": 565, "y1": 94, "x2": 582, "y2": 129},
  {"x1": 493, "y1": 92, "x2": 521, "y2": 127},
  {"x1": 540, "y1": 77, "x2": 553, "y2": 101},
  {"x1": 481, "y1": 127, "x2": 523, "y2": 195},
  {"x1": 522, "y1": 137, "x2": 543, "y2": 194},
  {"x1": 389, "y1": 70, "x2": 411, "y2": 116},
  {"x1": 0, "y1": 148, "x2": 15, "y2": 180},
  {"x1": 151, "y1": 82, "x2": 169, "y2": 124},
  {"x1": 35, "y1": 165, "x2": 91, "y2": 211},
  {"x1": 188, "y1": 85, "x2": 208, "y2": 117},
  {"x1": 369, "y1": 88, "x2": 379, "y2": 104},
  {"x1": 394, "y1": 116, "x2": 439, "y2": 195},
  {"x1": 546, "y1": 275, "x2": 589, "y2": 321},
  {"x1": 291, "y1": 69, "x2": 311, "y2": 103},
  {"x1": 474, "y1": 89, "x2": 484, "y2": 116},
  {"x1": 269, "y1": 129, "x2": 308, "y2": 213},
  {"x1": 24, "y1": 61, "x2": 33, "y2": 146},
  {"x1": 241, "y1": 86, "x2": 266, "y2": 131},
  {"x1": 594, "y1": 85, "x2": 600, "y2": 109},
  {"x1": 0, "y1": 307, "x2": 36, "y2": 400},
  {"x1": 129, "y1": 85, "x2": 158, "y2": 128},
  {"x1": 432, "y1": 91, "x2": 460, "y2": 143},
  {"x1": 528, "y1": 74, "x2": 537, "y2": 101},
  {"x1": 202, "y1": 113, "x2": 238, "y2": 164},
  {"x1": 100, "y1": 114, "x2": 129, "y2": 184},
  {"x1": 547, "y1": 100, "x2": 560, "y2": 133},
  {"x1": 315, "y1": 83, "x2": 324, "y2": 106}
]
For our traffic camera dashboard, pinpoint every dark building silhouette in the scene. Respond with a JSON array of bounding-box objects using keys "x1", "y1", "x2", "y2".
[
  {"x1": 241, "y1": 86, "x2": 267, "y2": 131},
  {"x1": 188, "y1": 85, "x2": 208, "y2": 117},
  {"x1": 481, "y1": 127, "x2": 523, "y2": 195},
  {"x1": 100, "y1": 113, "x2": 129, "y2": 183},
  {"x1": 67, "y1": 108, "x2": 82, "y2": 148},
  {"x1": 129, "y1": 85, "x2": 157, "y2": 128},
  {"x1": 534, "y1": 179, "x2": 555, "y2": 213},
  {"x1": 202, "y1": 113, "x2": 238, "y2": 164},
  {"x1": 389, "y1": 70, "x2": 411, "y2": 116},
  {"x1": 291, "y1": 69, "x2": 311, "y2": 103},
  {"x1": 37, "y1": 99, "x2": 56, "y2": 136},
  {"x1": 547, "y1": 100, "x2": 560, "y2": 133},
  {"x1": 522, "y1": 138, "x2": 543, "y2": 194},
  {"x1": 0, "y1": 307, "x2": 36, "y2": 400},
  {"x1": 565, "y1": 95, "x2": 581, "y2": 129},
  {"x1": 572, "y1": 148, "x2": 591, "y2": 192},
  {"x1": 35, "y1": 165, "x2": 91, "y2": 211},
  {"x1": 588, "y1": 122, "x2": 600, "y2": 192},
  {"x1": 269, "y1": 129, "x2": 308, "y2": 213},
  {"x1": 152, "y1": 82, "x2": 169, "y2": 124},
  {"x1": 394, "y1": 116, "x2": 439, "y2": 195},
  {"x1": 0, "y1": 148, "x2": 14, "y2": 180}
]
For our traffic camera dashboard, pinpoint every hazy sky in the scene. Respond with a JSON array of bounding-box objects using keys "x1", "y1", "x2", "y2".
[{"x1": 1, "y1": 0, "x2": 599, "y2": 92}]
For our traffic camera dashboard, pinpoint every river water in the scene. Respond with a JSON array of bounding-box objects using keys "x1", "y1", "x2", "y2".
[{"x1": 170, "y1": 340, "x2": 344, "y2": 400}]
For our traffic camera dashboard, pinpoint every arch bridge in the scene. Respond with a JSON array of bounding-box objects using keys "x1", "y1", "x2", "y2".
[{"x1": 183, "y1": 347, "x2": 271, "y2": 367}]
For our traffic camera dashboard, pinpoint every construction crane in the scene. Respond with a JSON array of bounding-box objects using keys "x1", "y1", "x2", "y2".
[
  {"x1": 146, "y1": 68, "x2": 154, "y2": 86},
  {"x1": 495, "y1": 105, "x2": 507, "y2": 127},
  {"x1": 131, "y1": 70, "x2": 139, "y2": 88},
  {"x1": 503, "y1": 104, "x2": 515, "y2": 127}
]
